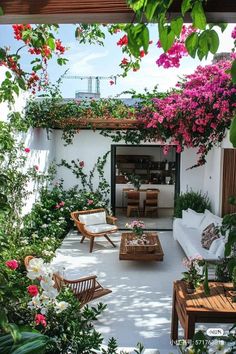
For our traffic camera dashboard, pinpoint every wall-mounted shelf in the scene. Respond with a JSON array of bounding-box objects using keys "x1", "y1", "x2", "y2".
[{"x1": 116, "y1": 155, "x2": 176, "y2": 184}]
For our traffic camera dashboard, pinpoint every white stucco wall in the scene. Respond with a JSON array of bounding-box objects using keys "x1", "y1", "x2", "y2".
[
  {"x1": 22, "y1": 128, "x2": 56, "y2": 213},
  {"x1": 53, "y1": 130, "x2": 113, "y2": 190},
  {"x1": 53, "y1": 130, "x2": 225, "y2": 214},
  {"x1": 180, "y1": 148, "x2": 205, "y2": 193}
]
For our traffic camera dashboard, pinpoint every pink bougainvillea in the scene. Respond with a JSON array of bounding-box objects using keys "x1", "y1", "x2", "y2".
[
  {"x1": 137, "y1": 60, "x2": 236, "y2": 167},
  {"x1": 156, "y1": 25, "x2": 196, "y2": 69}
]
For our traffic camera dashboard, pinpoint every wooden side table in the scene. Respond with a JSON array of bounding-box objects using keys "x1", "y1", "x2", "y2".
[{"x1": 171, "y1": 280, "x2": 236, "y2": 342}]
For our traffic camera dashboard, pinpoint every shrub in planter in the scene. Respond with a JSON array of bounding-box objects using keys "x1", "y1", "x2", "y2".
[{"x1": 174, "y1": 190, "x2": 211, "y2": 218}]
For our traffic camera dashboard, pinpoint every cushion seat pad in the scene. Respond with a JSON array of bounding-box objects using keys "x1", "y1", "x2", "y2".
[{"x1": 85, "y1": 224, "x2": 118, "y2": 234}]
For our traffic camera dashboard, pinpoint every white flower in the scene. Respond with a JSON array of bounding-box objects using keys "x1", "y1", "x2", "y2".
[
  {"x1": 40, "y1": 292, "x2": 51, "y2": 305},
  {"x1": 42, "y1": 250, "x2": 54, "y2": 257},
  {"x1": 208, "y1": 340, "x2": 230, "y2": 354},
  {"x1": 40, "y1": 307, "x2": 47, "y2": 315},
  {"x1": 42, "y1": 287, "x2": 58, "y2": 299},
  {"x1": 43, "y1": 237, "x2": 50, "y2": 242},
  {"x1": 55, "y1": 301, "x2": 69, "y2": 313},
  {"x1": 27, "y1": 258, "x2": 46, "y2": 280},
  {"x1": 40, "y1": 276, "x2": 55, "y2": 291},
  {"x1": 28, "y1": 295, "x2": 41, "y2": 310},
  {"x1": 41, "y1": 224, "x2": 48, "y2": 228},
  {"x1": 21, "y1": 239, "x2": 28, "y2": 245}
]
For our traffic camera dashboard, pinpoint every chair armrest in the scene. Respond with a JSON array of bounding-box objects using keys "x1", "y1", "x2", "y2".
[{"x1": 106, "y1": 215, "x2": 117, "y2": 225}]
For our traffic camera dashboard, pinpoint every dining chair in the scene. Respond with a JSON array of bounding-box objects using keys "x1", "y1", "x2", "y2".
[
  {"x1": 143, "y1": 189, "x2": 160, "y2": 217},
  {"x1": 126, "y1": 190, "x2": 140, "y2": 217}
]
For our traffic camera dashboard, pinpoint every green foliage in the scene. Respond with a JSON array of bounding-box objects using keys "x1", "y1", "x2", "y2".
[
  {"x1": 230, "y1": 115, "x2": 236, "y2": 147},
  {"x1": 44, "y1": 289, "x2": 105, "y2": 353},
  {"x1": 220, "y1": 197, "x2": 236, "y2": 258},
  {"x1": 24, "y1": 94, "x2": 137, "y2": 145},
  {"x1": 75, "y1": 24, "x2": 106, "y2": 45},
  {"x1": 59, "y1": 151, "x2": 111, "y2": 207},
  {"x1": 174, "y1": 190, "x2": 211, "y2": 218}
]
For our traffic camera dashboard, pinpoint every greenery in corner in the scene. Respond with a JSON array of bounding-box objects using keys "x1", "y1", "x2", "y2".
[
  {"x1": 174, "y1": 189, "x2": 211, "y2": 218},
  {"x1": 59, "y1": 151, "x2": 111, "y2": 208}
]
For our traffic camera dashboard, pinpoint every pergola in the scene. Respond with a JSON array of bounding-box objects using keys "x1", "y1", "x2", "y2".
[{"x1": 0, "y1": 0, "x2": 236, "y2": 24}]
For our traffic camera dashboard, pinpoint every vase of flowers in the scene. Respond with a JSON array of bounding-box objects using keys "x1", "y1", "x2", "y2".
[
  {"x1": 126, "y1": 220, "x2": 145, "y2": 238},
  {"x1": 182, "y1": 256, "x2": 203, "y2": 294}
]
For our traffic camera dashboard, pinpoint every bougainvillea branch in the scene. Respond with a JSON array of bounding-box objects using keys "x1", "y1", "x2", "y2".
[
  {"x1": 0, "y1": 24, "x2": 68, "y2": 105},
  {"x1": 137, "y1": 60, "x2": 236, "y2": 168}
]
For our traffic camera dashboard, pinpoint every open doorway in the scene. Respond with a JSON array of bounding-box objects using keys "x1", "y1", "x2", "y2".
[{"x1": 111, "y1": 144, "x2": 180, "y2": 230}]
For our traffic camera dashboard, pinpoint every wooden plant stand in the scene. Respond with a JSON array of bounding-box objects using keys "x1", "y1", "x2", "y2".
[{"x1": 171, "y1": 280, "x2": 236, "y2": 342}]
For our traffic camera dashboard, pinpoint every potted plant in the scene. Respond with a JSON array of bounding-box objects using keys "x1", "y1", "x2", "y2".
[
  {"x1": 126, "y1": 220, "x2": 145, "y2": 239},
  {"x1": 182, "y1": 256, "x2": 204, "y2": 293},
  {"x1": 123, "y1": 172, "x2": 142, "y2": 190}
]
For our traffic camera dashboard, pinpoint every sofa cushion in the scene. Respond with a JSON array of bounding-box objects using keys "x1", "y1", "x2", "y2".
[
  {"x1": 79, "y1": 212, "x2": 106, "y2": 226},
  {"x1": 199, "y1": 210, "x2": 222, "y2": 232},
  {"x1": 85, "y1": 224, "x2": 117, "y2": 234},
  {"x1": 215, "y1": 240, "x2": 225, "y2": 259},
  {"x1": 182, "y1": 209, "x2": 205, "y2": 229},
  {"x1": 201, "y1": 223, "x2": 220, "y2": 249}
]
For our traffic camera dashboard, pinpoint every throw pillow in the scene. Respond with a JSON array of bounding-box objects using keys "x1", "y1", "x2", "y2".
[
  {"x1": 200, "y1": 210, "x2": 222, "y2": 232},
  {"x1": 201, "y1": 223, "x2": 220, "y2": 250}
]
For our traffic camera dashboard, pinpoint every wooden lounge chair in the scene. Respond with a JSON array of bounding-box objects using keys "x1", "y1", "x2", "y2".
[
  {"x1": 24, "y1": 256, "x2": 112, "y2": 307},
  {"x1": 53, "y1": 272, "x2": 112, "y2": 308},
  {"x1": 71, "y1": 208, "x2": 118, "y2": 252}
]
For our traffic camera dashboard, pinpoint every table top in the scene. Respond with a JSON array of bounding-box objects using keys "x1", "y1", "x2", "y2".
[
  {"x1": 119, "y1": 232, "x2": 164, "y2": 261},
  {"x1": 174, "y1": 280, "x2": 236, "y2": 314}
]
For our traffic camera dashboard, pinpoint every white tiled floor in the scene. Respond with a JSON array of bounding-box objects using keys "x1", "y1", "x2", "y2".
[{"x1": 52, "y1": 230, "x2": 186, "y2": 353}]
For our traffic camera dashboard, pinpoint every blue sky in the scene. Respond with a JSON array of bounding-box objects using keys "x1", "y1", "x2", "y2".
[{"x1": 1, "y1": 24, "x2": 235, "y2": 98}]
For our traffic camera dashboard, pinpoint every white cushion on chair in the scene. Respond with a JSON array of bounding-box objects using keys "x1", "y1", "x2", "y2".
[
  {"x1": 79, "y1": 212, "x2": 106, "y2": 226},
  {"x1": 85, "y1": 224, "x2": 117, "y2": 234}
]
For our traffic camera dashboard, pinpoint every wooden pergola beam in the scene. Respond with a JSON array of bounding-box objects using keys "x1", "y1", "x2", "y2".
[{"x1": 0, "y1": 0, "x2": 236, "y2": 24}]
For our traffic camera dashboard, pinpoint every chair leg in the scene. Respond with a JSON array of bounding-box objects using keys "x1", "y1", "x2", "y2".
[
  {"x1": 80, "y1": 235, "x2": 85, "y2": 243},
  {"x1": 104, "y1": 234, "x2": 116, "y2": 248},
  {"x1": 89, "y1": 237, "x2": 95, "y2": 253}
]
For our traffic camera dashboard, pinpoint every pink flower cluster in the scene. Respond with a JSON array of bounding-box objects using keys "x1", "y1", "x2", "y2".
[
  {"x1": 55, "y1": 201, "x2": 65, "y2": 209},
  {"x1": 232, "y1": 26, "x2": 236, "y2": 39},
  {"x1": 156, "y1": 25, "x2": 196, "y2": 68},
  {"x1": 35, "y1": 313, "x2": 47, "y2": 327},
  {"x1": 182, "y1": 255, "x2": 203, "y2": 269},
  {"x1": 137, "y1": 60, "x2": 236, "y2": 167},
  {"x1": 27, "y1": 285, "x2": 39, "y2": 297},
  {"x1": 5, "y1": 259, "x2": 19, "y2": 270}
]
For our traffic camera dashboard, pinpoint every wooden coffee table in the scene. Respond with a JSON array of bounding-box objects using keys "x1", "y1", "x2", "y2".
[{"x1": 119, "y1": 232, "x2": 164, "y2": 261}]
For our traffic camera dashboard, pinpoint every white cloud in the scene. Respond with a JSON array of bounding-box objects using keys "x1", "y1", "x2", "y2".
[{"x1": 66, "y1": 49, "x2": 109, "y2": 75}]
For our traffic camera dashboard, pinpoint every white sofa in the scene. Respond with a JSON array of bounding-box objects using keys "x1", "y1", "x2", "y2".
[{"x1": 173, "y1": 209, "x2": 225, "y2": 261}]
